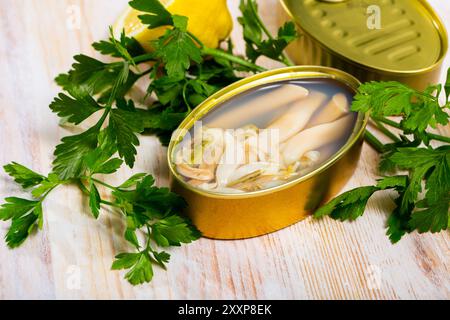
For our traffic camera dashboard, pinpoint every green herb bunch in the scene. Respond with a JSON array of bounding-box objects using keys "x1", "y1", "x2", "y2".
[
  {"x1": 0, "y1": 0, "x2": 298, "y2": 285},
  {"x1": 315, "y1": 73, "x2": 450, "y2": 243}
]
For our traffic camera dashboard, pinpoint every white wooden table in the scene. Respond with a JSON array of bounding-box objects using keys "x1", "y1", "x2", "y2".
[{"x1": 0, "y1": 0, "x2": 449, "y2": 300}]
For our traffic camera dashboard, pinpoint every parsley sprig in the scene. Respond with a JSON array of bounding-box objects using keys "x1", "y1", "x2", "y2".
[
  {"x1": 0, "y1": 0, "x2": 298, "y2": 285},
  {"x1": 80, "y1": 174, "x2": 200, "y2": 285},
  {"x1": 238, "y1": 0, "x2": 296, "y2": 66},
  {"x1": 315, "y1": 74, "x2": 450, "y2": 243},
  {"x1": 1, "y1": 164, "x2": 64, "y2": 248}
]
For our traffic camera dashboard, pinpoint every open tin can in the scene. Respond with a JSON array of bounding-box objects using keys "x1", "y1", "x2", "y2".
[
  {"x1": 279, "y1": 0, "x2": 448, "y2": 90},
  {"x1": 168, "y1": 66, "x2": 367, "y2": 239}
]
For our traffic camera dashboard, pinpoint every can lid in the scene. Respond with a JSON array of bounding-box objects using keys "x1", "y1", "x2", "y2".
[{"x1": 282, "y1": 0, "x2": 448, "y2": 73}]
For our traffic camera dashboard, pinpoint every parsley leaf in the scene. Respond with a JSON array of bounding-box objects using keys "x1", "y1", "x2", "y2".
[
  {"x1": 5, "y1": 211, "x2": 40, "y2": 248},
  {"x1": 129, "y1": 0, "x2": 173, "y2": 29},
  {"x1": 94, "y1": 159, "x2": 123, "y2": 175},
  {"x1": 314, "y1": 186, "x2": 380, "y2": 221},
  {"x1": 386, "y1": 194, "x2": 414, "y2": 243},
  {"x1": 0, "y1": 197, "x2": 39, "y2": 221},
  {"x1": 117, "y1": 173, "x2": 147, "y2": 189},
  {"x1": 402, "y1": 99, "x2": 448, "y2": 133},
  {"x1": 113, "y1": 175, "x2": 187, "y2": 218},
  {"x1": 410, "y1": 197, "x2": 449, "y2": 233},
  {"x1": 152, "y1": 215, "x2": 201, "y2": 247},
  {"x1": 108, "y1": 174, "x2": 200, "y2": 285},
  {"x1": 352, "y1": 81, "x2": 414, "y2": 116},
  {"x1": 0, "y1": 198, "x2": 42, "y2": 248},
  {"x1": 55, "y1": 55, "x2": 112, "y2": 95},
  {"x1": 315, "y1": 176, "x2": 410, "y2": 241},
  {"x1": 84, "y1": 129, "x2": 123, "y2": 175},
  {"x1": 93, "y1": 28, "x2": 144, "y2": 60},
  {"x1": 152, "y1": 16, "x2": 202, "y2": 79},
  {"x1": 124, "y1": 228, "x2": 140, "y2": 249},
  {"x1": 55, "y1": 55, "x2": 139, "y2": 104},
  {"x1": 111, "y1": 252, "x2": 141, "y2": 270},
  {"x1": 89, "y1": 181, "x2": 101, "y2": 219},
  {"x1": 238, "y1": 0, "x2": 297, "y2": 64},
  {"x1": 109, "y1": 108, "x2": 144, "y2": 168},
  {"x1": 124, "y1": 253, "x2": 153, "y2": 285},
  {"x1": 1, "y1": 162, "x2": 68, "y2": 246},
  {"x1": 315, "y1": 175, "x2": 409, "y2": 220},
  {"x1": 389, "y1": 147, "x2": 450, "y2": 212},
  {"x1": 352, "y1": 81, "x2": 449, "y2": 134},
  {"x1": 50, "y1": 91, "x2": 101, "y2": 125},
  {"x1": 31, "y1": 173, "x2": 61, "y2": 198},
  {"x1": 3, "y1": 162, "x2": 45, "y2": 189},
  {"x1": 53, "y1": 126, "x2": 100, "y2": 180}
]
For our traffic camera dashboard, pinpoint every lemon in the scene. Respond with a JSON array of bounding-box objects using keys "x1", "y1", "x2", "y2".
[{"x1": 114, "y1": 0, "x2": 233, "y2": 52}]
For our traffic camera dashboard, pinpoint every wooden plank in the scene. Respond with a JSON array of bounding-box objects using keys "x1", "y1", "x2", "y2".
[{"x1": 0, "y1": 0, "x2": 448, "y2": 299}]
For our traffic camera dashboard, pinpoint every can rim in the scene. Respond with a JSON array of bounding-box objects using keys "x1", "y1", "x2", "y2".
[
  {"x1": 280, "y1": 0, "x2": 448, "y2": 76},
  {"x1": 167, "y1": 66, "x2": 368, "y2": 199}
]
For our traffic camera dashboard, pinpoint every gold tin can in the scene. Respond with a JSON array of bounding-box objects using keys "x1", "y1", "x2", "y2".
[
  {"x1": 168, "y1": 66, "x2": 368, "y2": 239},
  {"x1": 279, "y1": 0, "x2": 448, "y2": 90}
]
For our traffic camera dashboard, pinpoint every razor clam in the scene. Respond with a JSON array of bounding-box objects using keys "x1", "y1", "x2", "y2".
[
  {"x1": 238, "y1": 125, "x2": 260, "y2": 164},
  {"x1": 191, "y1": 127, "x2": 225, "y2": 165},
  {"x1": 267, "y1": 92, "x2": 327, "y2": 143},
  {"x1": 281, "y1": 115, "x2": 353, "y2": 166},
  {"x1": 226, "y1": 162, "x2": 281, "y2": 187},
  {"x1": 307, "y1": 93, "x2": 349, "y2": 128},
  {"x1": 176, "y1": 163, "x2": 215, "y2": 181},
  {"x1": 187, "y1": 179, "x2": 208, "y2": 187},
  {"x1": 257, "y1": 128, "x2": 282, "y2": 164},
  {"x1": 228, "y1": 175, "x2": 277, "y2": 192},
  {"x1": 215, "y1": 131, "x2": 246, "y2": 186},
  {"x1": 227, "y1": 170, "x2": 263, "y2": 188},
  {"x1": 300, "y1": 150, "x2": 321, "y2": 167},
  {"x1": 206, "y1": 84, "x2": 309, "y2": 128},
  {"x1": 201, "y1": 128, "x2": 225, "y2": 167}
]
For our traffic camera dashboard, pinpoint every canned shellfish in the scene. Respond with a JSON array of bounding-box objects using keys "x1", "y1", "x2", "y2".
[{"x1": 168, "y1": 66, "x2": 367, "y2": 239}]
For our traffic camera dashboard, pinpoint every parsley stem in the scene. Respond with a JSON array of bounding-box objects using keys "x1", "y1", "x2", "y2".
[
  {"x1": 248, "y1": 0, "x2": 294, "y2": 67},
  {"x1": 137, "y1": 68, "x2": 153, "y2": 77},
  {"x1": 249, "y1": 0, "x2": 272, "y2": 40},
  {"x1": 77, "y1": 180, "x2": 90, "y2": 195},
  {"x1": 77, "y1": 179, "x2": 120, "y2": 208},
  {"x1": 187, "y1": 31, "x2": 204, "y2": 49},
  {"x1": 372, "y1": 119, "x2": 400, "y2": 142},
  {"x1": 365, "y1": 130, "x2": 385, "y2": 153},
  {"x1": 109, "y1": 53, "x2": 155, "y2": 67},
  {"x1": 145, "y1": 224, "x2": 152, "y2": 250},
  {"x1": 377, "y1": 117, "x2": 450, "y2": 144},
  {"x1": 426, "y1": 132, "x2": 450, "y2": 144},
  {"x1": 100, "y1": 199, "x2": 120, "y2": 208},
  {"x1": 375, "y1": 117, "x2": 402, "y2": 129},
  {"x1": 38, "y1": 185, "x2": 59, "y2": 204},
  {"x1": 280, "y1": 55, "x2": 294, "y2": 67},
  {"x1": 182, "y1": 82, "x2": 192, "y2": 112},
  {"x1": 95, "y1": 108, "x2": 111, "y2": 129},
  {"x1": 186, "y1": 31, "x2": 266, "y2": 72},
  {"x1": 201, "y1": 47, "x2": 266, "y2": 72},
  {"x1": 91, "y1": 178, "x2": 117, "y2": 191}
]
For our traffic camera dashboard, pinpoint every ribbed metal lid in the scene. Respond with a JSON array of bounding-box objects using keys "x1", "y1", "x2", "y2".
[{"x1": 281, "y1": 0, "x2": 447, "y2": 73}]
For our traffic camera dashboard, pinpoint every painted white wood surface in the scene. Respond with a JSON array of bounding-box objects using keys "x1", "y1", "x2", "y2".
[{"x1": 0, "y1": 0, "x2": 448, "y2": 299}]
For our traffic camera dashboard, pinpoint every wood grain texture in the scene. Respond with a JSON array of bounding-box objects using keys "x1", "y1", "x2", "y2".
[{"x1": 0, "y1": 0, "x2": 449, "y2": 300}]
